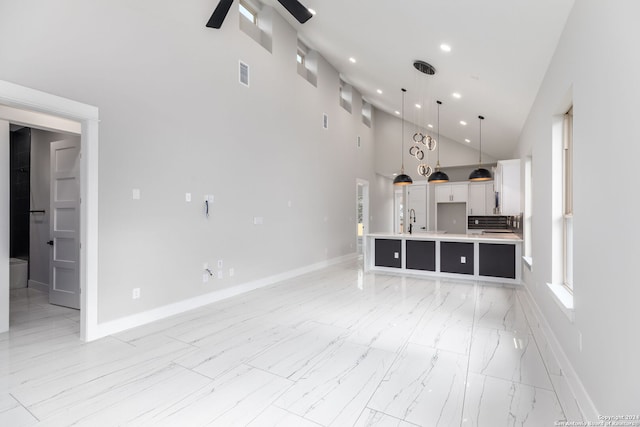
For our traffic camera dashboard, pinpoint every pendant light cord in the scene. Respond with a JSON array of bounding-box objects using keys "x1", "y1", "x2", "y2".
[
  {"x1": 436, "y1": 100, "x2": 442, "y2": 168},
  {"x1": 478, "y1": 115, "x2": 484, "y2": 167},
  {"x1": 401, "y1": 88, "x2": 406, "y2": 173}
]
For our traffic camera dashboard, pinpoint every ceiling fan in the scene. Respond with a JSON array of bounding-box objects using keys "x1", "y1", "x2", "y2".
[{"x1": 206, "y1": 0, "x2": 313, "y2": 29}]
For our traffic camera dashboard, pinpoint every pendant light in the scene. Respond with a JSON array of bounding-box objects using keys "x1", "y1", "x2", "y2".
[
  {"x1": 428, "y1": 100, "x2": 449, "y2": 183},
  {"x1": 393, "y1": 88, "x2": 413, "y2": 186},
  {"x1": 468, "y1": 115, "x2": 492, "y2": 181}
]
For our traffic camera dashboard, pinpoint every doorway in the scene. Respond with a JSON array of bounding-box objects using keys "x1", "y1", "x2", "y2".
[
  {"x1": 0, "y1": 80, "x2": 99, "y2": 340},
  {"x1": 8, "y1": 126, "x2": 81, "y2": 309},
  {"x1": 356, "y1": 179, "x2": 369, "y2": 256}
]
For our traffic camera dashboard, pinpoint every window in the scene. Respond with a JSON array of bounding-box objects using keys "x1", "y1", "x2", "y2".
[
  {"x1": 239, "y1": 0, "x2": 257, "y2": 24},
  {"x1": 362, "y1": 100, "x2": 372, "y2": 127},
  {"x1": 562, "y1": 107, "x2": 573, "y2": 290},
  {"x1": 523, "y1": 155, "x2": 533, "y2": 267},
  {"x1": 339, "y1": 79, "x2": 353, "y2": 113}
]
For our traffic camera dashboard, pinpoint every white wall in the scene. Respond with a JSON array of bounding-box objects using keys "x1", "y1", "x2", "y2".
[
  {"x1": 0, "y1": 1, "x2": 384, "y2": 324},
  {"x1": 516, "y1": 0, "x2": 640, "y2": 414},
  {"x1": 0, "y1": 120, "x2": 9, "y2": 333}
]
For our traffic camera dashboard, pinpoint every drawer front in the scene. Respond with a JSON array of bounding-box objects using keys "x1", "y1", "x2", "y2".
[
  {"x1": 440, "y1": 242, "x2": 474, "y2": 275},
  {"x1": 406, "y1": 240, "x2": 436, "y2": 271},
  {"x1": 374, "y1": 239, "x2": 402, "y2": 268},
  {"x1": 479, "y1": 243, "x2": 516, "y2": 279}
]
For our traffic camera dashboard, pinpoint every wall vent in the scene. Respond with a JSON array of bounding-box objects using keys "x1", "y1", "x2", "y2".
[
  {"x1": 323, "y1": 113, "x2": 329, "y2": 129},
  {"x1": 239, "y1": 61, "x2": 250, "y2": 87}
]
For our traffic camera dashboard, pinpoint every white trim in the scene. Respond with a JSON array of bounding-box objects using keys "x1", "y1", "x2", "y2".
[
  {"x1": 90, "y1": 253, "x2": 357, "y2": 340},
  {"x1": 0, "y1": 79, "x2": 99, "y2": 342},
  {"x1": 28, "y1": 279, "x2": 49, "y2": 293},
  {"x1": 546, "y1": 282, "x2": 574, "y2": 322},
  {"x1": 521, "y1": 283, "x2": 599, "y2": 421},
  {"x1": 522, "y1": 256, "x2": 533, "y2": 270}
]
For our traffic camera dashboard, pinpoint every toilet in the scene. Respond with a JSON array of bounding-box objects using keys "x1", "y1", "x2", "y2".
[{"x1": 9, "y1": 258, "x2": 28, "y2": 289}]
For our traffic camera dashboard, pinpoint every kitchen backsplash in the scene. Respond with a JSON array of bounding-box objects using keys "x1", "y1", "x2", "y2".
[{"x1": 468, "y1": 214, "x2": 523, "y2": 235}]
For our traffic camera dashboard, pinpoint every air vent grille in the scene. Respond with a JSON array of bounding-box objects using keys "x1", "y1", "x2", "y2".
[{"x1": 239, "y1": 61, "x2": 249, "y2": 86}]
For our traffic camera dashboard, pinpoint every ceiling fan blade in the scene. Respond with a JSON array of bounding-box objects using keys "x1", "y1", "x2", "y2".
[
  {"x1": 206, "y1": 0, "x2": 234, "y2": 29},
  {"x1": 277, "y1": 0, "x2": 313, "y2": 24}
]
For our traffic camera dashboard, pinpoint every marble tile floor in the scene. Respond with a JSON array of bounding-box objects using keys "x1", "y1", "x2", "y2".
[{"x1": 0, "y1": 260, "x2": 580, "y2": 426}]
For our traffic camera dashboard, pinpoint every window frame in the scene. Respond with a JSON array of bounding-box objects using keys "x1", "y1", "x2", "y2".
[
  {"x1": 562, "y1": 107, "x2": 573, "y2": 291},
  {"x1": 239, "y1": 0, "x2": 258, "y2": 25}
]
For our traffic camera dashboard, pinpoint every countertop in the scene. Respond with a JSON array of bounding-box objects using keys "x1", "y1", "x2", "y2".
[{"x1": 367, "y1": 231, "x2": 523, "y2": 243}]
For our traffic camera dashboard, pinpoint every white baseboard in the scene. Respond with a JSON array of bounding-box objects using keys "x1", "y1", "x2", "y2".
[
  {"x1": 91, "y1": 253, "x2": 357, "y2": 341},
  {"x1": 520, "y1": 283, "x2": 599, "y2": 421},
  {"x1": 28, "y1": 279, "x2": 49, "y2": 293}
]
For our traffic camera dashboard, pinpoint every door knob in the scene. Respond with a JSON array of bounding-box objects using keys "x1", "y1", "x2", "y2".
[{"x1": 47, "y1": 240, "x2": 54, "y2": 246}]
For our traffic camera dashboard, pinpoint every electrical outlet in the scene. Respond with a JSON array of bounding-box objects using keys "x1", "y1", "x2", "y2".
[
  {"x1": 217, "y1": 270, "x2": 223, "y2": 279},
  {"x1": 132, "y1": 288, "x2": 140, "y2": 299},
  {"x1": 253, "y1": 217, "x2": 263, "y2": 225},
  {"x1": 229, "y1": 268, "x2": 235, "y2": 277},
  {"x1": 204, "y1": 194, "x2": 214, "y2": 202},
  {"x1": 394, "y1": 252, "x2": 399, "y2": 259},
  {"x1": 203, "y1": 273, "x2": 209, "y2": 283},
  {"x1": 203, "y1": 262, "x2": 208, "y2": 270},
  {"x1": 132, "y1": 189, "x2": 140, "y2": 200},
  {"x1": 217, "y1": 259, "x2": 223, "y2": 269},
  {"x1": 185, "y1": 192, "x2": 191, "y2": 202}
]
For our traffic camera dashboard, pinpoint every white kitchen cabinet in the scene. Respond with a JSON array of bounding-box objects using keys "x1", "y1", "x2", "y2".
[
  {"x1": 435, "y1": 182, "x2": 468, "y2": 203},
  {"x1": 406, "y1": 183, "x2": 428, "y2": 232},
  {"x1": 495, "y1": 159, "x2": 521, "y2": 215},
  {"x1": 468, "y1": 181, "x2": 496, "y2": 215}
]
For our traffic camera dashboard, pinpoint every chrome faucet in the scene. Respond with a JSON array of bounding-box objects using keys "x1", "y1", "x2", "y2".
[{"x1": 408, "y1": 209, "x2": 416, "y2": 234}]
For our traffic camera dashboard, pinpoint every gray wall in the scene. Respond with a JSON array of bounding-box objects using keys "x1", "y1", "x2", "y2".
[
  {"x1": 0, "y1": 1, "x2": 385, "y2": 323},
  {"x1": 515, "y1": 0, "x2": 640, "y2": 413}
]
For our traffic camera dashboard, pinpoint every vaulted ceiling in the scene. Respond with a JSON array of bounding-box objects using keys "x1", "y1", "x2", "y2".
[{"x1": 264, "y1": 0, "x2": 575, "y2": 160}]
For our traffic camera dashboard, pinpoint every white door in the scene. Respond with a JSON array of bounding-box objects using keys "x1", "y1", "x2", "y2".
[
  {"x1": 356, "y1": 180, "x2": 369, "y2": 255},
  {"x1": 49, "y1": 139, "x2": 80, "y2": 309},
  {"x1": 407, "y1": 184, "x2": 427, "y2": 232}
]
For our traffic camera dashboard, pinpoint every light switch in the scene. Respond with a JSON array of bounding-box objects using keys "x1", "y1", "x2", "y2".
[
  {"x1": 460, "y1": 256, "x2": 466, "y2": 264},
  {"x1": 185, "y1": 193, "x2": 192, "y2": 202},
  {"x1": 132, "y1": 189, "x2": 140, "y2": 200},
  {"x1": 394, "y1": 252, "x2": 399, "y2": 259}
]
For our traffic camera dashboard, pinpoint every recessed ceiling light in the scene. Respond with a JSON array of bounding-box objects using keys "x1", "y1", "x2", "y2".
[
  {"x1": 377, "y1": 89, "x2": 383, "y2": 94},
  {"x1": 395, "y1": 111, "x2": 400, "y2": 115},
  {"x1": 440, "y1": 44, "x2": 452, "y2": 52},
  {"x1": 460, "y1": 120, "x2": 467, "y2": 126},
  {"x1": 452, "y1": 92, "x2": 461, "y2": 99},
  {"x1": 308, "y1": 8, "x2": 316, "y2": 15},
  {"x1": 465, "y1": 138, "x2": 471, "y2": 143},
  {"x1": 415, "y1": 104, "x2": 422, "y2": 109},
  {"x1": 349, "y1": 57, "x2": 357, "y2": 63},
  {"x1": 428, "y1": 124, "x2": 433, "y2": 128}
]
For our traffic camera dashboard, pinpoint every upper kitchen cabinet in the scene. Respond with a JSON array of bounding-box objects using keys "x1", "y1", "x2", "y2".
[
  {"x1": 468, "y1": 181, "x2": 496, "y2": 216},
  {"x1": 495, "y1": 159, "x2": 521, "y2": 215},
  {"x1": 435, "y1": 182, "x2": 468, "y2": 203}
]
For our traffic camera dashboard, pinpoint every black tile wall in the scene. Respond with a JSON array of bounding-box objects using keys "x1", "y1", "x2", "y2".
[{"x1": 10, "y1": 127, "x2": 31, "y2": 260}]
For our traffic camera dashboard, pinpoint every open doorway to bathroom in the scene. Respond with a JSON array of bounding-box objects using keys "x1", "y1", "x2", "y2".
[
  {"x1": 356, "y1": 179, "x2": 369, "y2": 256},
  {"x1": 8, "y1": 124, "x2": 82, "y2": 313}
]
